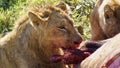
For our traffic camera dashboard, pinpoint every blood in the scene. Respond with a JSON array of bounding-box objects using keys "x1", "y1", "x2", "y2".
[{"x1": 50, "y1": 48, "x2": 91, "y2": 64}]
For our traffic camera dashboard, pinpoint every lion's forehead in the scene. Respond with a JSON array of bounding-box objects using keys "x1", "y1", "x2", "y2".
[{"x1": 30, "y1": 5, "x2": 73, "y2": 24}]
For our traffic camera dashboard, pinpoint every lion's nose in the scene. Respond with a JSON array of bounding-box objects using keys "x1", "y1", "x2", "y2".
[
  {"x1": 73, "y1": 35, "x2": 83, "y2": 45},
  {"x1": 74, "y1": 38, "x2": 82, "y2": 45},
  {"x1": 74, "y1": 40, "x2": 81, "y2": 44}
]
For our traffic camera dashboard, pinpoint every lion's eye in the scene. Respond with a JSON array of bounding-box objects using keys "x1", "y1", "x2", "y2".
[
  {"x1": 105, "y1": 14, "x2": 110, "y2": 19},
  {"x1": 58, "y1": 26, "x2": 66, "y2": 31},
  {"x1": 59, "y1": 26, "x2": 65, "y2": 29}
]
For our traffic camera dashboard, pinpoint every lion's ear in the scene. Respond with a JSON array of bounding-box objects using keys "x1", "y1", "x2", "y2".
[
  {"x1": 28, "y1": 12, "x2": 44, "y2": 27},
  {"x1": 115, "y1": 6, "x2": 120, "y2": 19},
  {"x1": 56, "y1": 2, "x2": 72, "y2": 14}
]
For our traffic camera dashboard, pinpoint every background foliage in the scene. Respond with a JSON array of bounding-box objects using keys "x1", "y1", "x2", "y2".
[{"x1": 0, "y1": 0, "x2": 95, "y2": 40}]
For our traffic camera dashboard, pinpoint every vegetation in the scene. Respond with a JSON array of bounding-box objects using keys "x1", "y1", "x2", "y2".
[{"x1": 0, "y1": 0, "x2": 95, "y2": 40}]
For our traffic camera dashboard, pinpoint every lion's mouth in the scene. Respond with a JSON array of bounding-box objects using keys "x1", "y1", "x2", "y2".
[{"x1": 50, "y1": 47, "x2": 91, "y2": 64}]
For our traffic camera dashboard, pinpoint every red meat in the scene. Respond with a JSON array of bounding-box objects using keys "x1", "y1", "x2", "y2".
[{"x1": 50, "y1": 48, "x2": 91, "y2": 64}]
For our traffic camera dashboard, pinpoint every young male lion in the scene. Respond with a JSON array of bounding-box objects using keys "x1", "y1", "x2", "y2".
[{"x1": 0, "y1": 3, "x2": 82, "y2": 68}]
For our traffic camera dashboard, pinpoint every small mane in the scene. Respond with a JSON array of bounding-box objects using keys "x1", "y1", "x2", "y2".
[{"x1": 14, "y1": 4, "x2": 63, "y2": 28}]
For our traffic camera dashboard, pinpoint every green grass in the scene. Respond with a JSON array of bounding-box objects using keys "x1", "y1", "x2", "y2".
[{"x1": 0, "y1": 0, "x2": 95, "y2": 40}]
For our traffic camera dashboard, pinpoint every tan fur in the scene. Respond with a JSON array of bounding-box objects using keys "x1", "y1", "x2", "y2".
[
  {"x1": 0, "y1": 4, "x2": 82, "y2": 68},
  {"x1": 90, "y1": 0, "x2": 120, "y2": 41}
]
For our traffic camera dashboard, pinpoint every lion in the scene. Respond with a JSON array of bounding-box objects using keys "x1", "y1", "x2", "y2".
[
  {"x1": 90, "y1": 0, "x2": 120, "y2": 41},
  {"x1": 0, "y1": 3, "x2": 82, "y2": 68}
]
